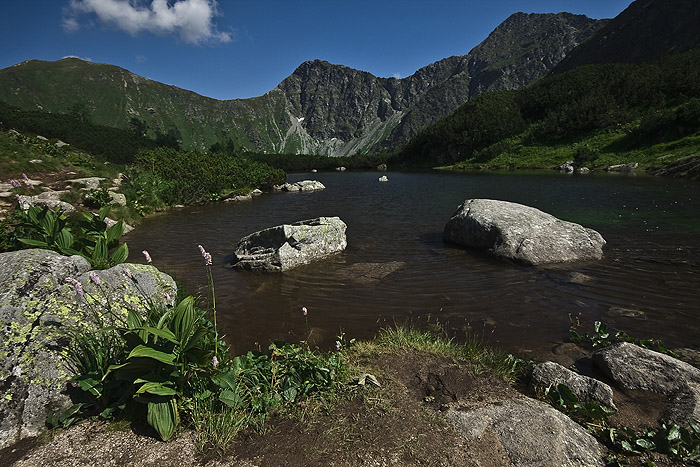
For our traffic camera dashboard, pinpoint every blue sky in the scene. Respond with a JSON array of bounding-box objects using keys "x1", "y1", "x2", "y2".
[{"x1": 2, "y1": 0, "x2": 633, "y2": 101}]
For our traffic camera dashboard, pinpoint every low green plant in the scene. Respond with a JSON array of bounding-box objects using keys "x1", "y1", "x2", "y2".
[
  {"x1": 569, "y1": 319, "x2": 679, "y2": 357},
  {"x1": 16, "y1": 205, "x2": 81, "y2": 256},
  {"x1": 543, "y1": 382, "x2": 700, "y2": 464},
  {"x1": 84, "y1": 187, "x2": 113, "y2": 208},
  {"x1": 10, "y1": 205, "x2": 128, "y2": 269},
  {"x1": 545, "y1": 383, "x2": 616, "y2": 426}
]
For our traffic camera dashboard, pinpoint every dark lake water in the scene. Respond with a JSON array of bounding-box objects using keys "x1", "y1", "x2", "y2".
[{"x1": 124, "y1": 170, "x2": 700, "y2": 358}]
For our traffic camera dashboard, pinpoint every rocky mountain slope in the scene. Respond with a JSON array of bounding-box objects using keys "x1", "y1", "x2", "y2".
[
  {"x1": 0, "y1": 12, "x2": 604, "y2": 156},
  {"x1": 553, "y1": 0, "x2": 700, "y2": 73}
]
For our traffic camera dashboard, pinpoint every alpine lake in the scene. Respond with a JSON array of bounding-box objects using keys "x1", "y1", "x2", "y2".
[{"x1": 124, "y1": 170, "x2": 700, "y2": 359}]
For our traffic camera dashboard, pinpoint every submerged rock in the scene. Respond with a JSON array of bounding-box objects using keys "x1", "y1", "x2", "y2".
[
  {"x1": 0, "y1": 249, "x2": 176, "y2": 449},
  {"x1": 443, "y1": 199, "x2": 606, "y2": 265},
  {"x1": 233, "y1": 217, "x2": 347, "y2": 271}
]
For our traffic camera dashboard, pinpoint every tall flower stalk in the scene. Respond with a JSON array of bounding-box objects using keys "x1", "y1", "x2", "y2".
[{"x1": 199, "y1": 244, "x2": 218, "y2": 357}]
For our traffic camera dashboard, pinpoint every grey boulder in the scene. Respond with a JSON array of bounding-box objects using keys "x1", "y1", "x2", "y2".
[
  {"x1": 447, "y1": 398, "x2": 605, "y2": 466},
  {"x1": 594, "y1": 342, "x2": 700, "y2": 424},
  {"x1": 233, "y1": 217, "x2": 347, "y2": 271},
  {"x1": 443, "y1": 199, "x2": 606, "y2": 265},
  {"x1": 0, "y1": 249, "x2": 176, "y2": 449},
  {"x1": 530, "y1": 361, "x2": 616, "y2": 410},
  {"x1": 282, "y1": 180, "x2": 326, "y2": 192}
]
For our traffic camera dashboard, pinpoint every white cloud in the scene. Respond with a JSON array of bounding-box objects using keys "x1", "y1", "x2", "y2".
[
  {"x1": 62, "y1": 55, "x2": 93, "y2": 62},
  {"x1": 63, "y1": 0, "x2": 232, "y2": 45},
  {"x1": 393, "y1": 72, "x2": 402, "y2": 79}
]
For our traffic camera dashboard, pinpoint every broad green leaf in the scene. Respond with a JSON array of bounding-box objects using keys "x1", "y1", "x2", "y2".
[
  {"x1": 75, "y1": 375, "x2": 103, "y2": 397},
  {"x1": 56, "y1": 228, "x2": 74, "y2": 250},
  {"x1": 110, "y1": 243, "x2": 129, "y2": 265},
  {"x1": 635, "y1": 438, "x2": 655, "y2": 450},
  {"x1": 92, "y1": 238, "x2": 108, "y2": 261},
  {"x1": 211, "y1": 370, "x2": 238, "y2": 390},
  {"x1": 127, "y1": 344, "x2": 176, "y2": 366},
  {"x1": 667, "y1": 425, "x2": 681, "y2": 441},
  {"x1": 135, "y1": 326, "x2": 178, "y2": 344},
  {"x1": 106, "y1": 220, "x2": 125, "y2": 244},
  {"x1": 127, "y1": 309, "x2": 144, "y2": 329},
  {"x1": 18, "y1": 238, "x2": 49, "y2": 247},
  {"x1": 147, "y1": 399, "x2": 178, "y2": 441},
  {"x1": 136, "y1": 382, "x2": 177, "y2": 396},
  {"x1": 172, "y1": 296, "x2": 196, "y2": 343},
  {"x1": 182, "y1": 327, "x2": 209, "y2": 353},
  {"x1": 98, "y1": 205, "x2": 112, "y2": 221},
  {"x1": 219, "y1": 389, "x2": 242, "y2": 408}
]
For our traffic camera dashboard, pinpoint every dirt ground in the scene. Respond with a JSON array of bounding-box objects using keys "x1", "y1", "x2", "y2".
[{"x1": 0, "y1": 346, "x2": 688, "y2": 466}]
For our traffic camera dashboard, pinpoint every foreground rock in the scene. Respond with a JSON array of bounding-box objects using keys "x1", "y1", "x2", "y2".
[
  {"x1": 443, "y1": 199, "x2": 606, "y2": 265},
  {"x1": 447, "y1": 398, "x2": 605, "y2": 466},
  {"x1": 594, "y1": 342, "x2": 700, "y2": 424},
  {"x1": 531, "y1": 361, "x2": 616, "y2": 410},
  {"x1": 0, "y1": 249, "x2": 176, "y2": 449},
  {"x1": 233, "y1": 217, "x2": 347, "y2": 271}
]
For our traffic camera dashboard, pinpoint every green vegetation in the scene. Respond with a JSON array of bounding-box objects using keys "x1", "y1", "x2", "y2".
[
  {"x1": 569, "y1": 318, "x2": 679, "y2": 357},
  {"x1": 397, "y1": 48, "x2": 700, "y2": 177},
  {"x1": 0, "y1": 101, "x2": 162, "y2": 164},
  {"x1": 123, "y1": 147, "x2": 285, "y2": 208},
  {"x1": 544, "y1": 383, "x2": 700, "y2": 465},
  {"x1": 5, "y1": 205, "x2": 128, "y2": 269},
  {"x1": 354, "y1": 323, "x2": 527, "y2": 384}
]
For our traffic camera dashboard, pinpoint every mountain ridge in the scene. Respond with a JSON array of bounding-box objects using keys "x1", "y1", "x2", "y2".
[{"x1": 0, "y1": 12, "x2": 605, "y2": 156}]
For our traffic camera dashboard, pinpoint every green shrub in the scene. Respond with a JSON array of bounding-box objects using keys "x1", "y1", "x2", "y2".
[
  {"x1": 124, "y1": 148, "x2": 286, "y2": 207},
  {"x1": 10, "y1": 205, "x2": 128, "y2": 269}
]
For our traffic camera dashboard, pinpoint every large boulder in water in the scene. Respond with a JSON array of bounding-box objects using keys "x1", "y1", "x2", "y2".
[
  {"x1": 233, "y1": 217, "x2": 347, "y2": 271},
  {"x1": 443, "y1": 199, "x2": 605, "y2": 265},
  {"x1": 0, "y1": 249, "x2": 176, "y2": 449}
]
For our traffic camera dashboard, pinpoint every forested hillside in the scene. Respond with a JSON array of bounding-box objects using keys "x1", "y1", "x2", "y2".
[{"x1": 396, "y1": 48, "x2": 700, "y2": 177}]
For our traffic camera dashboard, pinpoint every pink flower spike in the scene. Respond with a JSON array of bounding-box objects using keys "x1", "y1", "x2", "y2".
[
  {"x1": 212, "y1": 356, "x2": 219, "y2": 367},
  {"x1": 22, "y1": 173, "x2": 29, "y2": 182},
  {"x1": 89, "y1": 271, "x2": 101, "y2": 285},
  {"x1": 122, "y1": 267, "x2": 133, "y2": 280},
  {"x1": 335, "y1": 341, "x2": 341, "y2": 351},
  {"x1": 302, "y1": 306, "x2": 308, "y2": 316},
  {"x1": 65, "y1": 277, "x2": 84, "y2": 299},
  {"x1": 10, "y1": 180, "x2": 21, "y2": 188},
  {"x1": 142, "y1": 250, "x2": 152, "y2": 263},
  {"x1": 198, "y1": 244, "x2": 212, "y2": 265}
]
